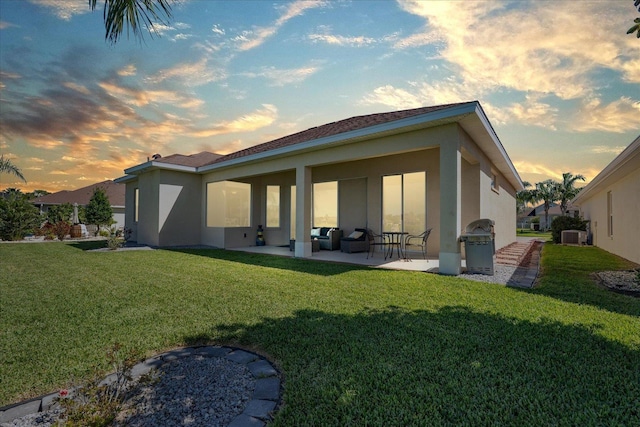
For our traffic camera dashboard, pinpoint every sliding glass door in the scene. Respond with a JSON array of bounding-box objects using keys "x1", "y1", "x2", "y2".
[{"x1": 382, "y1": 172, "x2": 425, "y2": 235}]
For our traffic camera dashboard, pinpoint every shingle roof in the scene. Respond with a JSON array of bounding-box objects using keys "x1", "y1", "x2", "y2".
[
  {"x1": 31, "y1": 180, "x2": 125, "y2": 207},
  {"x1": 203, "y1": 102, "x2": 474, "y2": 166},
  {"x1": 154, "y1": 151, "x2": 223, "y2": 168}
]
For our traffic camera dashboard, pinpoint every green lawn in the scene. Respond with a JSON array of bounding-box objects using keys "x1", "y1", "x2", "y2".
[
  {"x1": 516, "y1": 229, "x2": 552, "y2": 241},
  {"x1": 1, "y1": 242, "x2": 639, "y2": 425}
]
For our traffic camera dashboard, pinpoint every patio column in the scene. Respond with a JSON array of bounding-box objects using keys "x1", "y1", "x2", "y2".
[
  {"x1": 439, "y1": 141, "x2": 462, "y2": 275},
  {"x1": 294, "y1": 165, "x2": 312, "y2": 257}
]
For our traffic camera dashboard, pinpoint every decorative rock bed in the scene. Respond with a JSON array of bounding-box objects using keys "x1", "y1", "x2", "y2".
[
  {"x1": 0, "y1": 346, "x2": 281, "y2": 427},
  {"x1": 593, "y1": 270, "x2": 640, "y2": 297}
]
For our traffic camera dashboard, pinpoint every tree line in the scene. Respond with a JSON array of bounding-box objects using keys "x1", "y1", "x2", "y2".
[{"x1": 1, "y1": 156, "x2": 115, "y2": 241}]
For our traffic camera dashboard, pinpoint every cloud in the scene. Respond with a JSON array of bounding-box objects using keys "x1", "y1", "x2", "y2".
[
  {"x1": 308, "y1": 33, "x2": 376, "y2": 47},
  {"x1": 151, "y1": 22, "x2": 195, "y2": 41},
  {"x1": 360, "y1": 78, "x2": 480, "y2": 110},
  {"x1": 29, "y1": 0, "x2": 88, "y2": 20},
  {"x1": 190, "y1": 105, "x2": 278, "y2": 138},
  {"x1": 147, "y1": 57, "x2": 226, "y2": 87},
  {"x1": 241, "y1": 64, "x2": 322, "y2": 86},
  {"x1": 99, "y1": 80, "x2": 204, "y2": 110},
  {"x1": 118, "y1": 65, "x2": 137, "y2": 77},
  {"x1": 211, "y1": 24, "x2": 225, "y2": 36},
  {"x1": 0, "y1": 20, "x2": 18, "y2": 30},
  {"x1": 571, "y1": 97, "x2": 640, "y2": 133},
  {"x1": 589, "y1": 145, "x2": 627, "y2": 155},
  {"x1": 482, "y1": 97, "x2": 559, "y2": 130},
  {"x1": 394, "y1": 0, "x2": 640, "y2": 100},
  {"x1": 237, "y1": 0, "x2": 327, "y2": 51}
]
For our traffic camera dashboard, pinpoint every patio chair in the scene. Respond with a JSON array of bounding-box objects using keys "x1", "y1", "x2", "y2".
[
  {"x1": 366, "y1": 228, "x2": 388, "y2": 259},
  {"x1": 404, "y1": 228, "x2": 432, "y2": 260}
]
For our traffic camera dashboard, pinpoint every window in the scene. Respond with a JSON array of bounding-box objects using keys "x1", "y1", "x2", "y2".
[
  {"x1": 491, "y1": 171, "x2": 499, "y2": 193},
  {"x1": 134, "y1": 188, "x2": 139, "y2": 222},
  {"x1": 206, "y1": 181, "x2": 251, "y2": 227},
  {"x1": 266, "y1": 185, "x2": 280, "y2": 228},
  {"x1": 607, "y1": 191, "x2": 613, "y2": 237},
  {"x1": 383, "y1": 172, "x2": 426, "y2": 235},
  {"x1": 313, "y1": 181, "x2": 338, "y2": 227}
]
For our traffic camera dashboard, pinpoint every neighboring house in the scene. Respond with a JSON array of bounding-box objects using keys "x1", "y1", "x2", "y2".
[
  {"x1": 31, "y1": 180, "x2": 125, "y2": 229},
  {"x1": 524, "y1": 202, "x2": 580, "y2": 230},
  {"x1": 116, "y1": 101, "x2": 524, "y2": 275},
  {"x1": 572, "y1": 135, "x2": 640, "y2": 264}
]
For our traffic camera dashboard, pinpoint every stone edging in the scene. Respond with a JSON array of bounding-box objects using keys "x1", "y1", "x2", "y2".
[{"x1": 0, "y1": 346, "x2": 281, "y2": 427}]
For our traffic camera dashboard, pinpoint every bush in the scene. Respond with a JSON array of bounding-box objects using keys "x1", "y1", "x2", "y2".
[
  {"x1": 551, "y1": 215, "x2": 588, "y2": 244},
  {"x1": 47, "y1": 203, "x2": 73, "y2": 224},
  {"x1": 52, "y1": 221, "x2": 71, "y2": 241},
  {"x1": 0, "y1": 192, "x2": 42, "y2": 240}
]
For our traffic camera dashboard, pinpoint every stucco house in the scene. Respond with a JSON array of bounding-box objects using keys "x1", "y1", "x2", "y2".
[
  {"x1": 116, "y1": 101, "x2": 524, "y2": 275},
  {"x1": 572, "y1": 135, "x2": 640, "y2": 264},
  {"x1": 31, "y1": 180, "x2": 125, "y2": 229},
  {"x1": 522, "y1": 202, "x2": 580, "y2": 230}
]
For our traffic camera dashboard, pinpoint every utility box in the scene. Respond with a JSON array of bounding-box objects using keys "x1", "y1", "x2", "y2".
[{"x1": 460, "y1": 219, "x2": 495, "y2": 275}]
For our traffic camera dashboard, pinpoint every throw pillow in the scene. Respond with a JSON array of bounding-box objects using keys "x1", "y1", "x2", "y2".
[
  {"x1": 348, "y1": 231, "x2": 363, "y2": 239},
  {"x1": 311, "y1": 228, "x2": 321, "y2": 237}
]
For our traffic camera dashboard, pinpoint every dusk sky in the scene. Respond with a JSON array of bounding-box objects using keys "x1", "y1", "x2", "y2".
[{"x1": 1, "y1": 0, "x2": 639, "y2": 193}]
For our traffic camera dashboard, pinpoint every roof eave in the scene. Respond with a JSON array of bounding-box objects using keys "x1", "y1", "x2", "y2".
[
  {"x1": 198, "y1": 102, "x2": 481, "y2": 174},
  {"x1": 123, "y1": 161, "x2": 198, "y2": 175},
  {"x1": 573, "y1": 134, "x2": 640, "y2": 205},
  {"x1": 464, "y1": 103, "x2": 524, "y2": 191}
]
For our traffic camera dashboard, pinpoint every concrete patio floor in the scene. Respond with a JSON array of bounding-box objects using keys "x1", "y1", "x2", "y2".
[{"x1": 228, "y1": 245, "x2": 448, "y2": 272}]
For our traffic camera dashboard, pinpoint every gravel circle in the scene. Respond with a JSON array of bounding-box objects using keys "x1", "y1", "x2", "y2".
[
  {"x1": 113, "y1": 355, "x2": 255, "y2": 427},
  {"x1": 594, "y1": 270, "x2": 640, "y2": 295},
  {"x1": 2, "y1": 348, "x2": 275, "y2": 427}
]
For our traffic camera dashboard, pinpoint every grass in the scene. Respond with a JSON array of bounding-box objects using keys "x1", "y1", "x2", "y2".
[
  {"x1": 516, "y1": 229, "x2": 552, "y2": 241},
  {"x1": 1, "y1": 242, "x2": 639, "y2": 425}
]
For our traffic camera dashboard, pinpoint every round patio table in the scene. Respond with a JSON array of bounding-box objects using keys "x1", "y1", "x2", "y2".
[{"x1": 383, "y1": 231, "x2": 407, "y2": 259}]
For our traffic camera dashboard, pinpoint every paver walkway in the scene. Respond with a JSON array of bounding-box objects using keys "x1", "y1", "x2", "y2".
[{"x1": 496, "y1": 238, "x2": 544, "y2": 288}]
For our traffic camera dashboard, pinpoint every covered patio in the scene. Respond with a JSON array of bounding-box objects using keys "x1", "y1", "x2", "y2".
[{"x1": 229, "y1": 244, "x2": 443, "y2": 273}]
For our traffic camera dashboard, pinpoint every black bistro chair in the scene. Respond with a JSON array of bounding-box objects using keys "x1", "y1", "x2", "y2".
[
  {"x1": 366, "y1": 228, "x2": 388, "y2": 259},
  {"x1": 404, "y1": 228, "x2": 432, "y2": 260}
]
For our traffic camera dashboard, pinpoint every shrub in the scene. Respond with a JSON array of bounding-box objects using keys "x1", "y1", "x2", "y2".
[
  {"x1": 52, "y1": 221, "x2": 71, "y2": 241},
  {"x1": 551, "y1": 215, "x2": 588, "y2": 244},
  {"x1": 36, "y1": 222, "x2": 56, "y2": 240},
  {"x1": 56, "y1": 343, "x2": 136, "y2": 427},
  {"x1": 47, "y1": 203, "x2": 73, "y2": 224},
  {"x1": 106, "y1": 227, "x2": 124, "y2": 250},
  {"x1": 0, "y1": 192, "x2": 42, "y2": 240}
]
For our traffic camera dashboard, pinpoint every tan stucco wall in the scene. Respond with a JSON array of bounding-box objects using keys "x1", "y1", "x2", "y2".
[
  {"x1": 129, "y1": 170, "x2": 202, "y2": 247},
  {"x1": 578, "y1": 166, "x2": 640, "y2": 264},
  {"x1": 198, "y1": 123, "x2": 518, "y2": 257},
  {"x1": 124, "y1": 181, "x2": 138, "y2": 241},
  {"x1": 459, "y1": 127, "x2": 516, "y2": 251}
]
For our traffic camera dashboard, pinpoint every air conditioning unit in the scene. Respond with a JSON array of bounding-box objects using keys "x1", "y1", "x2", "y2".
[{"x1": 561, "y1": 230, "x2": 587, "y2": 245}]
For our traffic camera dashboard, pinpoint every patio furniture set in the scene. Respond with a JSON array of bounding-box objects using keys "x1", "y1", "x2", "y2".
[{"x1": 340, "y1": 228, "x2": 432, "y2": 261}]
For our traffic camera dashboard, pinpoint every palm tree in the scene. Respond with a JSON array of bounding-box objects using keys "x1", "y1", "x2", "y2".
[
  {"x1": 0, "y1": 155, "x2": 26, "y2": 183},
  {"x1": 530, "y1": 180, "x2": 559, "y2": 231},
  {"x1": 516, "y1": 181, "x2": 532, "y2": 215},
  {"x1": 557, "y1": 172, "x2": 586, "y2": 215},
  {"x1": 89, "y1": 0, "x2": 174, "y2": 44}
]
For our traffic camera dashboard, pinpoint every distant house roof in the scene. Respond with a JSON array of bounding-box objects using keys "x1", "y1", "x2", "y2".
[
  {"x1": 526, "y1": 202, "x2": 578, "y2": 217},
  {"x1": 31, "y1": 180, "x2": 125, "y2": 208}
]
